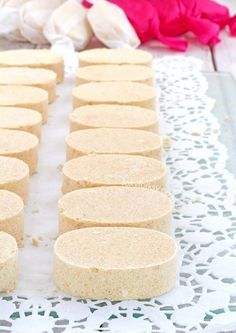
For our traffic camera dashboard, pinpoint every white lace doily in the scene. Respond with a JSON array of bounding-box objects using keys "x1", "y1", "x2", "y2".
[{"x1": 0, "y1": 56, "x2": 236, "y2": 333}]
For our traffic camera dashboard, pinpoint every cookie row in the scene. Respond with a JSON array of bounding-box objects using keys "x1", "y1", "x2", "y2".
[
  {"x1": 54, "y1": 48, "x2": 177, "y2": 300},
  {"x1": 0, "y1": 49, "x2": 64, "y2": 292}
]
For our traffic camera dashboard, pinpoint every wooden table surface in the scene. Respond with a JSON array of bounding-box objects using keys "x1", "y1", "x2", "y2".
[
  {"x1": 0, "y1": 0, "x2": 235, "y2": 77},
  {"x1": 142, "y1": 0, "x2": 236, "y2": 75}
]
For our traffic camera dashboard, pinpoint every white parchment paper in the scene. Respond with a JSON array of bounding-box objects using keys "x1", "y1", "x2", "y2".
[{"x1": 17, "y1": 71, "x2": 75, "y2": 297}]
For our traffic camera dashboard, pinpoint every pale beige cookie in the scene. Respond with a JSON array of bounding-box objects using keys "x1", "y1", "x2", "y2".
[
  {"x1": 0, "y1": 85, "x2": 48, "y2": 123},
  {"x1": 0, "y1": 67, "x2": 56, "y2": 103},
  {"x1": 0, "y1": 190, "x2": 24, "y2": 247},
  {"x1": 54, "y1": 227, "x2": 177, "y2": 300},
  {"x1": 76, "y1": 65, "x2": 154, "y2": 85},
  {"x1": 73, "y1": 82, "x2": 156, "y2": 110},
  {"x1": 70, "y1": 104, "x2": 158, "y2": 132},
  {"x1": 0, "y1": 156, "x2": 29, "y2": 204},
  {"x1": 0, "y1": 49, "x2": 64, "y2": 83},
  {"x1": 58, "y1": 186, "x2": 172, "y2": 234},
  {"x1": 0, "y1": 231, "x2": 18, "y2": 292},
  {"x1": 0, "y1": 129, "x2": 39, "y2": 175},
  {"x1": 66, "y1": 128, "x2": 162, "y2": 160},
  {"x1": 62, "y1": 154, "x2": 166, "y2": 193},
  {"x1": 78, "y1": 48, "x2": 152, "y2": 67},
  {"x1": 0, "y1": 107, "x2": 42, "y2": 138}
]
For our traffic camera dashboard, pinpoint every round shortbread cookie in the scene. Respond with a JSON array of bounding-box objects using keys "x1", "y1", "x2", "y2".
[
  {"x1": 70, "y1": 104, "x2": 158, "y2": 132},
  {"x1": 0, "y1": 67, "x2": 56, "y2": 103},
  {"x1": 0, "y1": 107, "x2": 42, "y2": 138},
  {"x1": 0, "y1": 49, "x2": 64, "y2": 83},
  {"x1": 0, "y1": 190, "x2": 24, "y2": 247},
  {"x1": 0, "y1": 85, "x2": 48, "y2": 123},
  {"x1": 66, "y1": 128, "x2": 162, "y2": 160},
  {"x1": 54, "y1": 227, "x2": 177, "y2": 300},
  {"x1": 0, "y1": 129, "x2": 39, "y2": 175},
  {"x1": 73, "y1": 82, "x2": 157, "y2": 110},
  {"x1": 78, "y1": 48, "x2": 152, "y2": 67},
  {"x1": 0, "y1": 231, "x2": 18, "y2": 292},
  {"x1": 62, "y1": 154, "x2": 166, "y2": 193},
  {"x1": 75, "y1": 65, "x2": 154, "y2": 85},
  {"x1": 58, "y1": 186, "x2": 172, "y2": 234},
  {"x1": 0, "y1": 156, "x2": 29, "y2": 204}
]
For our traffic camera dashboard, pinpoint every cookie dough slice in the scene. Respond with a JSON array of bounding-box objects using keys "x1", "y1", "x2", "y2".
[
  {"x1": 78, "y1": 48, "x2": 152, "y2": 67},
  {"x1": 66, "y1": 128, "x2": 162, "y2": 160},
  {"x1": 70, "y1": 104, "x2": 158, "y2": 132},
  {"x1": 76, "y1": 65, "x2": 154, "y2": 85},
  {"x1": 0, "y1": 49, "x2": 64, "y2": 83},
  {"x1": 0, "y1": 156, "x2": 29, "y2": 204},
  {"x1": 0, "y1": 107, "x2": 42, "y2": 138},
  {"x1": 0, "y1": 85, "x2": 48, "y2": 123},
  {"x1": 59, "y1": 186, "x2": 172, "y2": 234},
  {"x1": 54, "y1": 227, "x2": 177, "y2": 300},
  {"x1": 0, "y1": 67, "x2": 56, "y2": 103},
  {"x1": 0, "y1": 129, "x2": 39, "y2": 175},
  {"x1": 0, "y1": 190, "x2": 24, "y2": 247},
  {"x1": 73, "y1": 82, "x2": 157, "y2": 110},
  {"x1": 62, "y1": 154, "x2": 166, "y2": 193},
  {"x1": 0, "y1": 231, "x2": 18, "y2": 292}
]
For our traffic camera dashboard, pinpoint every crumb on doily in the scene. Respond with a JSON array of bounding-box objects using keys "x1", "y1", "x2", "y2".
[
  {"x1": 191, "y1": 131, "x2": 201, "y2": 136},
  {"x1": 192, "y1": 196, "x2": 202, "y2": 203},
  {"x1": 176, "y1": 94, "x2": 184, "y2": 101},
  {"x1": 31, "y1": 238, "x2": 39, "y2": 247},
  {"x1": 57, "y1": 164, "x2": 63, "y2": 172},
  {"x1": 224, "y1": 114, "x2": 230, "y2": 122},
  {"x1": 212, "y1": 128, "x2": 220, "y2": 134},
  {"x1": 4, "y1": 289, "x2": 12, "y2": 294},
  {"x1": 31, "y1": 208, "x2": 39, "y2": 214},
  {"x1": 163, "y1": 135, "x2": 172, "y2": 147},
  {"x1": 52, "y1": 287, "x2": 59, "y2": 295}
]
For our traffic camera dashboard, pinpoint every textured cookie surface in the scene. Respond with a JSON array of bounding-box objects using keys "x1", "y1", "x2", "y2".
[
  {"x1": 59, "y1": 186, "x2": 172, "y2": 234},
  {"x1": 0, "y1": 190, "x2": 24, "y2": 247},
  {"x1": 0, "y1": 85, "x2": 48, "y2": 123},
  {"x1": 73, "y1": 82, "x2": 156, "y2": 109},
  {"x1": 54, "y1": 227, "x2": 177, "y2": 300},
  {"x1": 66, "y1": 128, "x2": 162, "y2": 160},
  {"x1": 0, "y1": 156, "x2": 29, "y2": 204},
  {"x1": 79, "y1": 48, "x2": 152, "y2": 67},
  {"x1": 0, "y1": 67, "x2": 56, "y2": 103},
  {"x1": 70, "y1": 104, "x2": 158, "y2": 132},
  {"x1": 0, "y1": 107, "x2": 42, "y2": 138},
  {"x1": 62, "y1": 154, "x2": 166, "y2": 193},
  {"x1": 0, "y1": 49, "x2": 64, "y2": 82},
  {"x1": 76, "y1": 65, "x2": 153, "y2": 85},
  {"x1": 0, "y1": 231, "x2": 18, "y2": 292},
  {"x1": 0, "y1": 129, "x2": 39, "y2": 174},
  {"x1": 0, "y1": 231, "x2": 17, "y2": 262}
]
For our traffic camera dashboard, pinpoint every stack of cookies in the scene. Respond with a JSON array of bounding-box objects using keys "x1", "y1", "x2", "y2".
[
  {"x1": 55, "y1": 48, "x2": 177, "y2": 301},
  {"x1": 0, "y1": 49, "x2": 64, "y2": 292}
]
